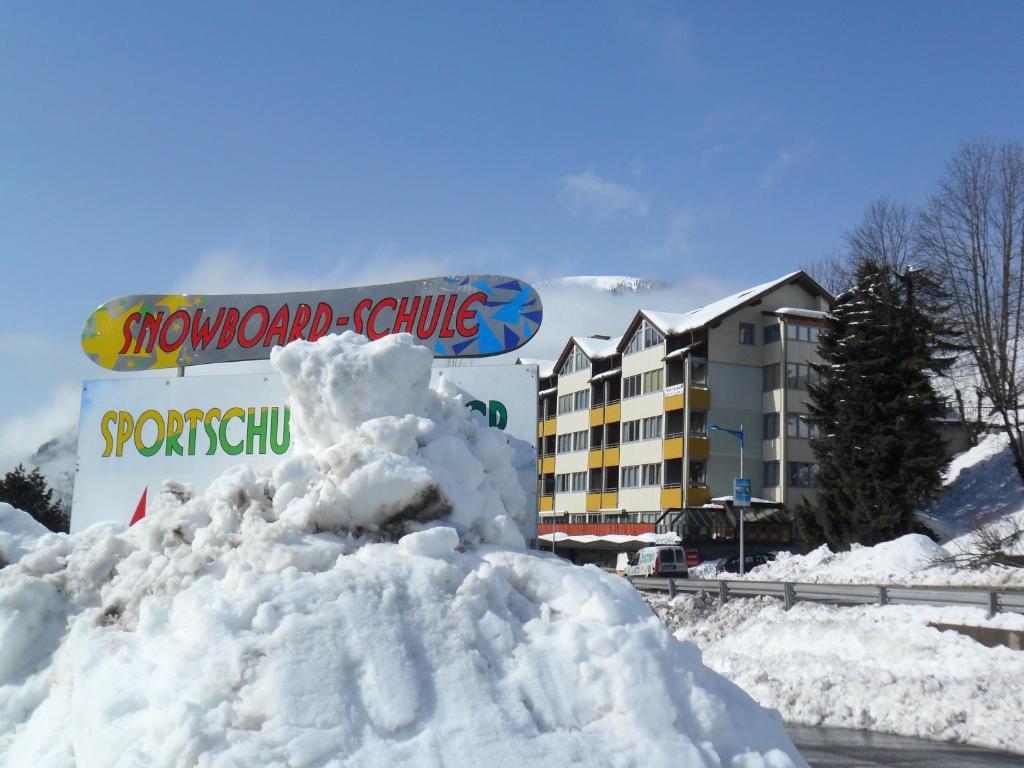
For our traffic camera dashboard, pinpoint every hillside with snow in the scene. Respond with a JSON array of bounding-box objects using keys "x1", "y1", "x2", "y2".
[
  {"x1": 541, "y1": 275, "x2": 670, "y2": 294},
  {"x1": 0, "y1": 333, "x2": 804, "y2": 767}
]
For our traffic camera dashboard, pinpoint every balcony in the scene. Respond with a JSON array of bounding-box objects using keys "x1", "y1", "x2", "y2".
[
  {"x1": 589, "y1": 401, "x2": 621, "y2": 426},
  {"x1": 660, "y1": 485, "x2": 710, "y2": 509},
  {"x1": 587, "y1": 446, "x2": 620, "y2": 468},
  {"x1": 539, "y1": 495, "x2": 553, "y2": 512},
  {"x1": 537, "y1": 416, "x2": 557, "y2": 438},
  {"x1": 664, "y1": 386, "x2": 711, "y2": 412},
  {"x1": 540, "y1": 455, "x2": 555, "y2": 474},
  {"x1": 662, "y1": 435, "x2": 710, "y2": 460}
]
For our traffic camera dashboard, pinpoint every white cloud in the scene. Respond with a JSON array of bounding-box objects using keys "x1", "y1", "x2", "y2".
[
  {"x1": 0, "y1": 384, "x2": 80, "y2": 473},
  {"x1": 761, "y1": 150, "x2": 795, "y2": 189},
  {"x1": 556, "y1": 170, "x2": 651, "y2": 220}
]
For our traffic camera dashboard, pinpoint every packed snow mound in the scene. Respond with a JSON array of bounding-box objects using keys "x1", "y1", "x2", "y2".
[
  {"x1": 730, "y1": 533, "x2": 1024, "y2": 587},
  {"x1": 648, "y1": 593, "x2": 1024, "y2": 753},
  {"x1": 919, "y1": 432, "x2": 1024, "y2": 540},
  {"x1": 0, "y1": 332, "x2": 804, "y2": 767}
]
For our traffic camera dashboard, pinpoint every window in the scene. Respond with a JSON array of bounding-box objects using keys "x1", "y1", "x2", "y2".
[
  {"x1": 689, "y1": 411, "x2": 707, "y2": 436},
  {"x1": 763, "y1": 461, "x2": 780, "y2": 487},
  {"x1": 557, "y1": 434, "x2": 572, "y2": 453},
  {"x1": 787, "y1": 413, "x2": 821, "y2": 439},
  {"x1": 786, "y1": 363, "x2": 821, "y2": 391},
  {"x1": 572, "y1": 430, "x2": 589, "y2": 451},
  {"x1": 642, "y1": 415, "x2": 662, "y2": 440},
  {"x1": 557, "y1": 393, "x2": 573, "y2": 414},
  {"x1": 555, "y1": 473, "x2": 570, "y2": 493},
  {"x1": 625, "y1": 329, "x2": 643, "y2": 355},
  {"x1": 622, "y1": 419, "x2": 641, "y2": 443},
  {"x1": 690, "y1": 358, "x2": 708, "y2": 386},
  {"x1": 590, "y1": 425, "x2": 604, "y2": 449},
  {"x1": 789, "y1": 462, "x2": 818, "y2": 487},
  {"x1": 574, "y1": 390, "x2": 590, "y2": 411},
  {"x1": 763, "y1": 412, "x2": 780, "y2": 440},
  {"x1": 763, "y1": 363, "x2": 781, "y2": 392},
  {"x1": 643, "y1": 324, "x2": 664, "y2": 349},
  {"x1": 739, "y1": 323, "x2": 755, "y2": 345},
  {"x1": 571, "y1": 471, "x2": 587, "y2": 492},
  {"x1": 763, "y1": 324, "x2": 781, "y2": 344},
  {"x1": 623, "y1": 374, "x2": 641, "y2": 399},
  {"x1": 620, "y1": 465, "x2": 640, "y2": 488},
  {"x1": 626, "y1": 321, "x2": 664, "y2": 355},
  {"x1": 786, "y1": 323, "x2": 821, "y2": 343},
  {"x1": 642, "y1": 368, "x2": 663, "y2": 394},
  {"x1": 688, "y1": 460, "x2": 707, "y2": 487},
  {"x1": 641, "y1": 463, "x2": 661, "y2": 486},
  {"x1": 559, "y1": 345, "x2": 590, "y2": 376}
]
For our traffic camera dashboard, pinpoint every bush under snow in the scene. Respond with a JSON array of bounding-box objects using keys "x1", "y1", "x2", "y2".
[{"x1": 0, "y1": 332, "x2": 804, "y2": 768}]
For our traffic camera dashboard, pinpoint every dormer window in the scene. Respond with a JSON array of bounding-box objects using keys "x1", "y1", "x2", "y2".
[{"x1": 625, "y1": 320, "x2": 664, "y2": 355}]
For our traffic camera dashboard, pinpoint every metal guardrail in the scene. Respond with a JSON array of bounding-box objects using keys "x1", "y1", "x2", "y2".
[{"x1": 630, "y1": 577, "x2": 1024, "y2": 617}]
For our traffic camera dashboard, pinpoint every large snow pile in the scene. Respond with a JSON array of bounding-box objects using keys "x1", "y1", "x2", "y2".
[
  {"x1": 920, "y1": 432, "x2": 1024, "y2": 540},
  {"x1": 0, "y1": 332, "x2": 805, "y2": 768},
  {"x1": 724, "y1": 534, "x2": 1024, "y2": 587},
  {"x1": 646, "y1": 593, "x2": 1024, "y2": 753}
]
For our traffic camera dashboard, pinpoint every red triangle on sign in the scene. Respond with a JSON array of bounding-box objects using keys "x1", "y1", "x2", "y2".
[{"x1": 129, "y1": 488, "x2": 147, "y2": 526}]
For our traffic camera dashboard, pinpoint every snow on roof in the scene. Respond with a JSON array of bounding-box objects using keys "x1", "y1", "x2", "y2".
[
  {"x1": 773, "y1": 307, "x2": 832, "y2": 320},
  {"x1": 589, "y1": 367, "x2": 621, "y2": 383},
  {"x1": 516, "y1": 358, "x2": 556, "y2": 378},
  {"x1": 573, "y1": 335, "x2": 621, "y2": 360},
  {"x1": 641, "y1": 272, "x2": 804, "y2": 336},
  {"x1": 538, "y1": 532, "x2": 681, "y2": 546}
]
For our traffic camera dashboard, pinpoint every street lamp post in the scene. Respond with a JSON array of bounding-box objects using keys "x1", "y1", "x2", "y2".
[{"x1": 708, "y1": 422, "x2": 747, "y2": 575}]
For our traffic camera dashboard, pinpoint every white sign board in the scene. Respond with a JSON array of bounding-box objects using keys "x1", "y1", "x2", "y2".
[{"x1": 72, "y1": 365, "x2": 538, "y2": 537}]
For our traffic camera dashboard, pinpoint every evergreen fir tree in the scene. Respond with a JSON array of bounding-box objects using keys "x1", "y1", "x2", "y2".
[
  {"x1": 0, "y1": 464, "x2": 69, "y2": 533},
  {"x1": 800, "y1": 260, "x2": 954, "y2": 549}
]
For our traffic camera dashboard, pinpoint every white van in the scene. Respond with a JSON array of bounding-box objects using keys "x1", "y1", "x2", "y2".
[{"x1": 625, "y1": 546, "x2": 690, "y2": 578}]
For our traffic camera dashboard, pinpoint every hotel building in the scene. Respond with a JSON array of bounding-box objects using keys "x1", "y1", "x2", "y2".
[{"x1": 523, "y1": 271, "x2": 833, "y2": 562}]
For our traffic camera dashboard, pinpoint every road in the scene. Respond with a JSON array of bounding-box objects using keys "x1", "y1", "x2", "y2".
[{"x1": 785, "y1": 724, "x2": 1023, "y2": 767}]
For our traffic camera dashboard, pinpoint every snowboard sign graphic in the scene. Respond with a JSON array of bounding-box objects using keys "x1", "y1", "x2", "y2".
[{"x1": 80, "y1": 275, "x2": 543, "y2": 371}]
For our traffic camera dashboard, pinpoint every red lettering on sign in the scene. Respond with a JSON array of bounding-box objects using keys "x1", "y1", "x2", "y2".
[
  {"x1": 289, "y1": 303, "x2": 312, "y2": 342},
  {"x1": 439, "y1": 294, "x2": 458, "y2": 338},
  {"x1": 367, "y1": 297, "x2": 397, "y2": 340},
  {"x1": 308, "y1": 303, "x2": 333, "y2": 341},
  {"x1": 416, "y1": 295, "x2": 444, "y2": 339},
  {"x1": 191, "y1": 308, "x2": 224, "y2": 350},
  {"x1": 134, "y1": 312, "x2": 164, "y2": 354},
  {"x1": 352, "y1": 298, "x2": 372, "y2": 336},
  {"x1": 119, "y1": 313, "x2": 141, "y2": 354},
  {"x1": 456, "y1": 292, "x2": 486, "y2": 337},
  {"x1": 159, "y1": 309, "x2": 191, "y2": 352},
  {"x1": 238, "y1": 306, "x2": 270, "y2": 348},
  {"x1": 217, "y1": 308, "x2": 239, "y2": 349},
  {"x1": 393, "y1": 296, "x2": 420, "y2": 334},
  {"x1": 264, "y1": 305, "x2": 291, "y2": 347}
]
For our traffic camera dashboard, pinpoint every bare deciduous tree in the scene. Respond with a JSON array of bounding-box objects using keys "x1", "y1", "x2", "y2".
[
  {"x1": 918, "y1": 140, "x2": 1024, "y2": 482},
  {"x1": 846, "y1": 198, "x2": 917, "y2": 275}
]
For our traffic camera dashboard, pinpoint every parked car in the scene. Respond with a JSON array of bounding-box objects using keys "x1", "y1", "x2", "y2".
[
  {"x1": 626, "y1": 546, "x2": 691, "y2": 578},
  {"x1": 716, "y1": 552, "x2": 776, "y2": 574}
]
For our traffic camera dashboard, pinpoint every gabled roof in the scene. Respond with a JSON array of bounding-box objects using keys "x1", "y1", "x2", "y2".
[
  {"x1": 551, "y1": 335, "x2": 622, "y2": 376},
  {"x1": 515, "y1": 357, "x2": 556, "y2": 379},
  {"x1": 617, "y1": 271, "x2": 832, "y2": 351}
]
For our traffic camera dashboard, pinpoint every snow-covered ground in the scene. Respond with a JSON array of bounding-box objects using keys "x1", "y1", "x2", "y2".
[
  {"x1": 0, "y1": 332, "x2": 805, "y2": 768},
  {"x1": 710, "y1": 432, "x2": 1024, "y2": 587},
  {"x1": 644, "y1": 592, "x2": 1024, "y2": 754},
  {"x1": 920, "y1": 432, "x2": 1024, "y2": 540},
  {"x1": 720, "y1": 533, "x2": 1024, "y2": 587}
]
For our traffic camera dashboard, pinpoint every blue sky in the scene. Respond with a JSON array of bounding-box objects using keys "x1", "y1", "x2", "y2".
[{"x1": 2, "y1": 1, "x2": 1023, "y2": 462}]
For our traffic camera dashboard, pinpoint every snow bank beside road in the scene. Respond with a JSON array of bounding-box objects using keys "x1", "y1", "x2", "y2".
[
  {"x1": 647, "y1": 593, "x2": 1024, "y2": 754},
  {"x1": 720, "y1": 534, "x2": 1024, "y2": 587},
  {"x1": 0, "y1": 332, "x2": 805, "y2": 768}
]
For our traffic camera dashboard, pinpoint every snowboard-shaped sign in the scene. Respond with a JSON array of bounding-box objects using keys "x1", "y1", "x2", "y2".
[{"x1": 81, "y1": 275, "x2": 543, "y2": 371}]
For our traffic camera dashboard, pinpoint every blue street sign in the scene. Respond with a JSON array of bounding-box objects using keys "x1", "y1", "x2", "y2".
[{"x1": 734, "y1": 478, "x2": 751, "y2": 507}]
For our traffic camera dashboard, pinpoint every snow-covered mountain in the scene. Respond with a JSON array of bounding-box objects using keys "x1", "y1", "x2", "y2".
[{"x1": 541, "y1": 275, "x2": 671, "y2": 294}]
